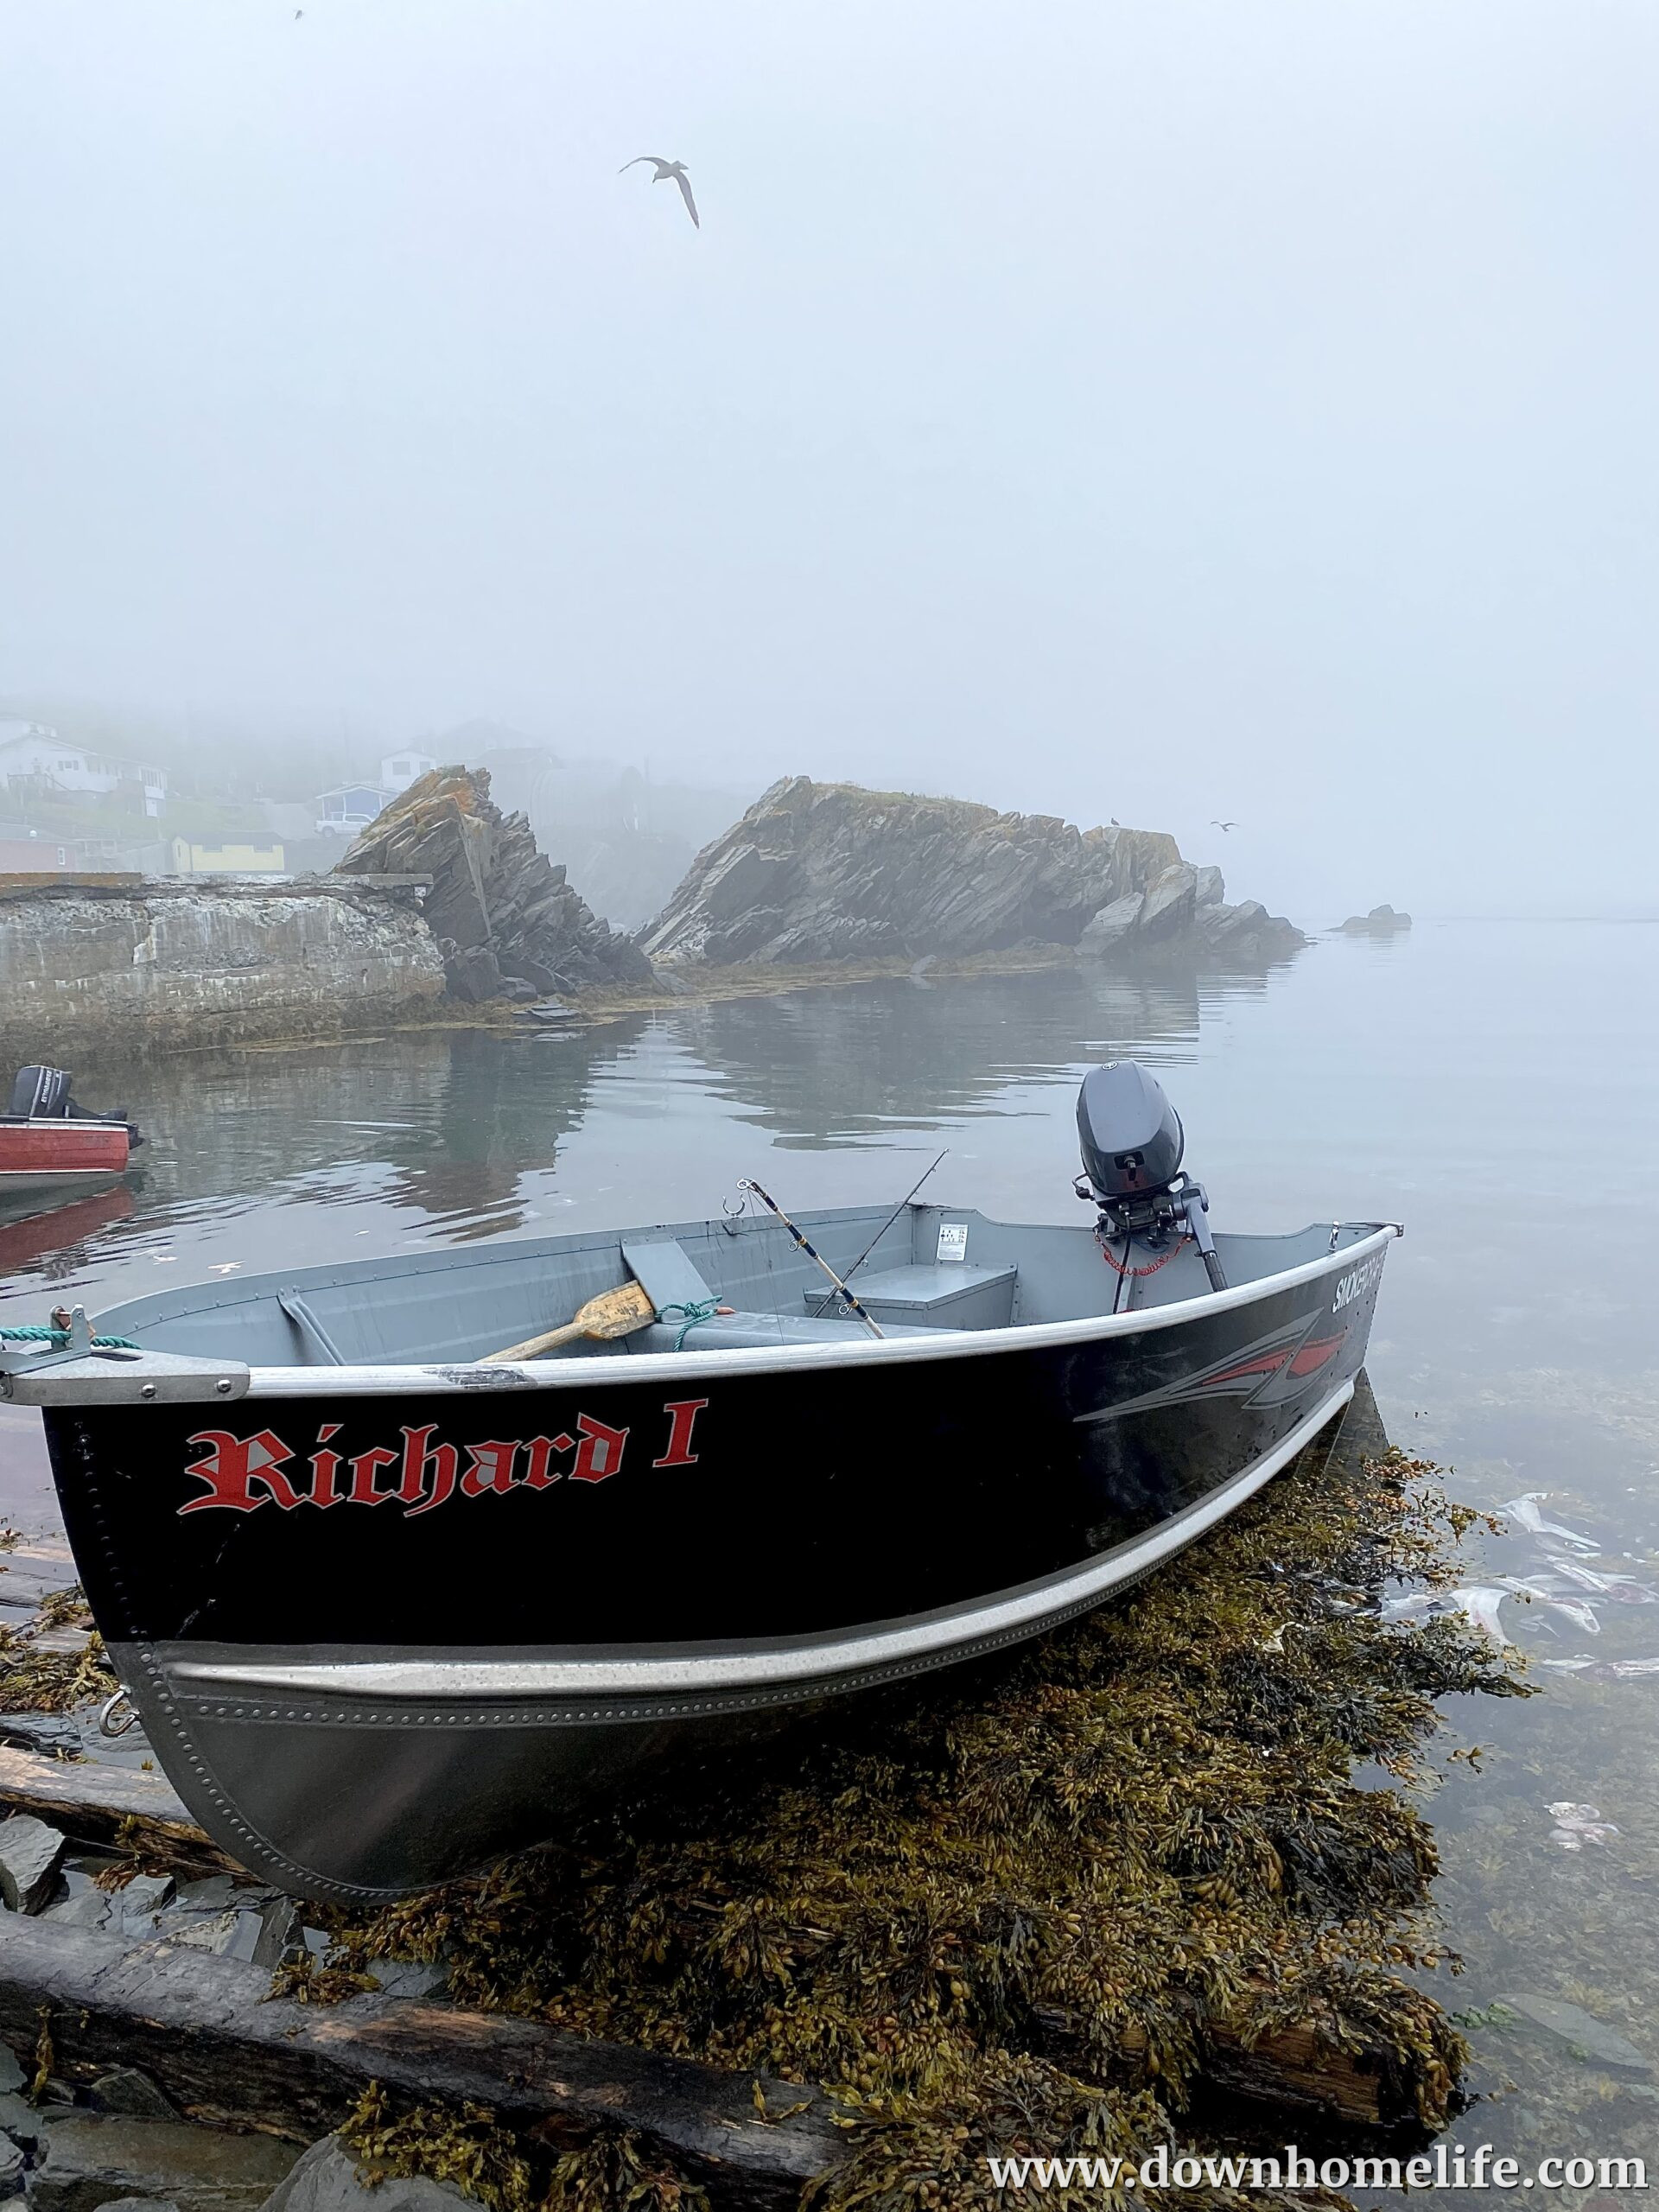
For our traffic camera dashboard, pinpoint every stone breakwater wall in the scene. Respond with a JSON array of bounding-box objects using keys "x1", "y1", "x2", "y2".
[{"x1": 0, "y1": 877, "x2": 447, "y2": 1058}]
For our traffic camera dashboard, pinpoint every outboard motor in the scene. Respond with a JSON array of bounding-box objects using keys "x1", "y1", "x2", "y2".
[
  {"x1": 1074, "y1": 1062, "x2": 1228, "y2": 1293},
  {"x1": 5, "y1": 1066, "x2": 143, "y2": 1148},
  {"x1": 9, "y1": 1066, "x2": 73, "y2": 1119}
]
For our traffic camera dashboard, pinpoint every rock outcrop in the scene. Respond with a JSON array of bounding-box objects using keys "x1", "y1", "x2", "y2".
[
  {"x1": 640, "y1": 778, "x2": 1302, "y2": 967},
  {"x1": 335, "y1": 766, "x2": 652, "y2": 1001},
  {"x1": 1340, "y1": 903, "x2": 1412, "y2": 934}
]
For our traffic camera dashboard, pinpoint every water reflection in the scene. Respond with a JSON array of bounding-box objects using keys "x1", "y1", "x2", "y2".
[
  {"x1": 680, "y1": 967, "x2": 1187, "y2": 1142},
  {"x1": 56, "y1": 1020, "x2": 650, "y2": 1239},
  {"x1": 676, "y1": 958, "x2": 1298, "y2": 1146},
  {"x1": 3, "y1": 957, "x2": 1298, "y2": 1304},
  {"x1": 0, "y1": 1185, "x2": 134, "y2": 1281}
]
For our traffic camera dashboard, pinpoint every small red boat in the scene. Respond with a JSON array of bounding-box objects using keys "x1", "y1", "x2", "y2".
[{"x1": 0, "y1": 1067, "x2": 143, "y2": 1211}]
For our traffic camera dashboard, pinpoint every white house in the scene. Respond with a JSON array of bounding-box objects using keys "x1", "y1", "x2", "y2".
[
  {"x1": 0, "y1": 719, "x2": 168, "y2": 817},
  {"x1": 380, "y1": 750, "x2": 437, "y2": 796}
]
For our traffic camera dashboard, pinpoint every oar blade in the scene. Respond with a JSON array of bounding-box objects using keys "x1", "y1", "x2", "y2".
[
  {"x1": 577, "y1": 1281, "x2": 658, "y2": 1339},
  {"x1": 480, "y1": 1278, "x2": 658, "y2": 1363}
]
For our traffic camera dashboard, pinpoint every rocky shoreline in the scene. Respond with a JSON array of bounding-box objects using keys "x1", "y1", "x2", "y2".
[
  {"x1": 557, "y1": 937, "x2": 1296, "y2": 1025},
  {"x1": 3, "y1": 771, "x2": 1306, "y2": 1061}
]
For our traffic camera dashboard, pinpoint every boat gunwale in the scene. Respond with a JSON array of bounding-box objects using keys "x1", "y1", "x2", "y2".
[
  {"x1": 0, "y1": 1117, "x2": 130, "y2": 1132},
  {"x1": 239, "y1": 1222, "x2": 1402, "y2": 1398}
]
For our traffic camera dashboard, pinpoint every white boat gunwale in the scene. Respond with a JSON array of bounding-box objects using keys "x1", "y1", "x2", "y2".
[{"x1": 0, "y1": 1128, "x2": 127, "y2": 1144}]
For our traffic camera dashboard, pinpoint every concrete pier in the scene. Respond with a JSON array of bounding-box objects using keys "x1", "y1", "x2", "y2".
[{"x1": 0, "y1": 876, "x2": 447, "y2": 1058}]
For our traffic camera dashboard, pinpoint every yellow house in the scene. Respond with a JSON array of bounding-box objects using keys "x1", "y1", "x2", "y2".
[{"x1": 169, "y1": 837, "x2": 286, "y2": 876}]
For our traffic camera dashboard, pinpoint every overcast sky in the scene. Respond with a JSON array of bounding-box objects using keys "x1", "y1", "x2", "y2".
[{"x1": 3, "y1": 1, "x2": 1655, "y2": 918}]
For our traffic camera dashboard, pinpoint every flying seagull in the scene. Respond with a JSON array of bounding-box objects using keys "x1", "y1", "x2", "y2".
[
  {"x1": 620, "y1": 156, "x2": 699, "y2": 230},
  {"x1": 1211, "y1": 819, "x2": 1237, "y2": 832}
]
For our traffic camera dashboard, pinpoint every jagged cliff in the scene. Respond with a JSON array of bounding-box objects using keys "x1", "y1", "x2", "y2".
[
  {"x1": 639, "y1": 778, "x2": 1302, "y2": 967},
  {"x1": 335, "y1": 766, "x2": 652, "y2": 1001}
]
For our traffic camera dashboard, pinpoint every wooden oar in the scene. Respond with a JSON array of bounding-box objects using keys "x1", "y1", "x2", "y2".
[{"x1": 482, "y1": 1281, "x2": 658, "y2": 1363}]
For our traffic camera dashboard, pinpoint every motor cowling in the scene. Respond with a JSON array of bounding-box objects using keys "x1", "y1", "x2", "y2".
[
  {"x1": 1076, "y1": 1062, "x2": 1185, "y2": 1201},
  {"x1": 1076, "y1": 1063, "x2": 1227, "y2": 1292},
  {"x1": 9, "y1": 1066, "x2": 73, "y2": 1119}
]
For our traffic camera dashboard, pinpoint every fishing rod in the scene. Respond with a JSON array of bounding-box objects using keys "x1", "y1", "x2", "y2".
[
  {"x1": 737, "y1": 1177, "x2": 886, "y2": 1339},
  {"x1": 808, "y1": 1147, "x2": 948, "y2": 1320}
]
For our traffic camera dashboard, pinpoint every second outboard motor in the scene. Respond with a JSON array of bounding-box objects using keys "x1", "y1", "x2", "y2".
[
  {"x1": 5, "y1": 1065, "x2": 143, "y2": 1149},
  {"x1": 1075, "y1": 1062, "x2": 1228, "y2": 1293},
  {"x1": 9, "y1": 1066, "x2": 73, "y2": 1119}
]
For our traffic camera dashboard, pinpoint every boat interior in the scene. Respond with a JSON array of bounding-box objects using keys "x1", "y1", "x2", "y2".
[{"x1": 89, "y1": 1205, "x2": 1388, "y2": 1370}]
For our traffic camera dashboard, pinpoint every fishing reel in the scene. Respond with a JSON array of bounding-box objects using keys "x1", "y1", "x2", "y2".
[{"x1": 1073, "y1": 1063, "x2": 1228, "y2": 1293}]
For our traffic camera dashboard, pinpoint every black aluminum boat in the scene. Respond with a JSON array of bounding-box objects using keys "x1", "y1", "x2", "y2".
[{"x1": 1, "y1": 1065, "x2": 1399, "y2": 1900}]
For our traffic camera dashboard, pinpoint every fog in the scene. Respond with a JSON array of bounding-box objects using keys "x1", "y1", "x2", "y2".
[{"x1": 3, "y1": 1, "x2": 1655, "y2": 920}]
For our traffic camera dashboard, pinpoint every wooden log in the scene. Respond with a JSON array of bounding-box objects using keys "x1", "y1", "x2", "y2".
[
  {"x1": 1200, "y1": 2022, "x2": 1386, "y2": 2127},
  {"x1": 1060, "y1": 1989, "x2": 1427, "y2": 2132},
  {"x1": 0, "y1": 1746, "x2": 239, "y2": 1876},
  {"x1": 1105, "y1": 2016, "x2": 1389, "y2": 2128},
  {"x1": 0, "y1": 1917, "x2": 845, "y2": 2211}
]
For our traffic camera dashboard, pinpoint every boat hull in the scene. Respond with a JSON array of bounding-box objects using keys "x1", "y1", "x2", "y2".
[
  {"x1": 41, "y1": 1235, "x2": 1393, "y2": 1899},
  {"x1": 0, "y1": 1117, "x2": 129, "y2": 1204}
]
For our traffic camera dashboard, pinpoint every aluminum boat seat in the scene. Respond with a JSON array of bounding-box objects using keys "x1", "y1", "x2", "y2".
[
  {"x1": 803, "y1": 1260, "x2": 1017, "y2": 1332},
  {"x1": 619, "y1": 1235, "x2": 945, "y2": 1352},
  {"x1": 632, "y1": 1310, "x2": 943, "y2": 1353}
]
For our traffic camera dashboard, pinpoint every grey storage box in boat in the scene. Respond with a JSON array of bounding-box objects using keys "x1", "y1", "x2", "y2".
[{"x1": 804, "y1": 1261, "x2": 1018, "y2": 1332}]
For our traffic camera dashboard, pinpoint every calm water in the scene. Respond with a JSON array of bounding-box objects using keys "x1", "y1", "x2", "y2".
[{"x1": 3, "y1": 921, "x2": 1656, "y2": 2191}]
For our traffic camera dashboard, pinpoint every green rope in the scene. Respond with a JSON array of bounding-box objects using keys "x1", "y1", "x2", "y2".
[
  {"x1": 0, "y1": 1325, "x2": 139, "y2": 1351},
  {"x1": 660, "y1": 1299, "x2": 721, "y2": 1351}
]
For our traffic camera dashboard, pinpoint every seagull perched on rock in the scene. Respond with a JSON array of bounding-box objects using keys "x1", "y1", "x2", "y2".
[
  {"x1": 1211, "y1": 819, "x2": 1237, "y2": 832},
  {"x1": 620, "y1": 156, "x2": 699, "y2": 230}
]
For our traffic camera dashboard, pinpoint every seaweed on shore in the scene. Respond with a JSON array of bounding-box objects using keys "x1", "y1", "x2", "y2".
[
  {"x1": 0, "y1": 1598, "x2": 115, "y2": 1715},
  {"x1": 341, "y1": 2086, "x2": 545, "y2": 2212},
  {"x1": 312, "y1": 1408, "x2": 1525, "y2": 2210}
]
